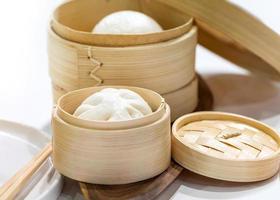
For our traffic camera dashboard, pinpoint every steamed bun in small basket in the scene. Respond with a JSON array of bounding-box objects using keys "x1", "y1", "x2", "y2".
[{"x1": 74, "y1": 88, "x2": 152, "y2": 121}]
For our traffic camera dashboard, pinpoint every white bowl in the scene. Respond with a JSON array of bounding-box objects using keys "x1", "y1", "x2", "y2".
[{"x1": 0, "y1": 120, "x2": 63, "y2": 199}]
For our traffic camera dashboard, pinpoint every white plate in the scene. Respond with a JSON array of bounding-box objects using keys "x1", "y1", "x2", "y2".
[{"x1": 0, "y1": 120, "x2": 63, "y2": 200}]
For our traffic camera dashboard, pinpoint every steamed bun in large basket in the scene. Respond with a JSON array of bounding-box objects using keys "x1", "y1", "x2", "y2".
[{"x1": 92, "y1": 10, "x2": 163, "y2": 34}]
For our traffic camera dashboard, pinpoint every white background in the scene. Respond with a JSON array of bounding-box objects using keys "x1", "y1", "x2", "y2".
[{"x1": 0, "y1": 0, "x2": 279, "y2": 199}]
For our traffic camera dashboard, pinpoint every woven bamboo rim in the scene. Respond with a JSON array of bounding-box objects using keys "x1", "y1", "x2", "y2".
[
  {"x1": 52, "y1": 86, "x2": 171, "y2": 184},
  {"x1": 172, "y1": 111, "x2": 280, "y2": 182},
  {"x1": 52, "y1": 0, "x2": 193, "y2": 46},
  {"x1": 56, "y1": 86, "x2": 166, "y2": 130}
]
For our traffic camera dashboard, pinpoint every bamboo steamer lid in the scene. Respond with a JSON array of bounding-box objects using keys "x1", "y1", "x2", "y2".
[
  {"x1": 52, "y1": 86, "x2": 171, "y2": 184},
  {"x1": 172, "y1": 112, "x2": 280, "y2": 182},
  {"x1": 158, "y1": 0, "x2": 280, "y2": 79},
  {"x1": 52, "y1": 0, "x2": 193, "y2": 47}
]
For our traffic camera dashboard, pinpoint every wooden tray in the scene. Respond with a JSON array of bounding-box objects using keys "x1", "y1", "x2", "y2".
[{"x1": 79, "y1": 75, "x2": 213, "y2": 200}]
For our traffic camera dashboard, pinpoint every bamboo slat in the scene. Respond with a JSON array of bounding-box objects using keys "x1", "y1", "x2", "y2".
[{"x1": 163, "y1": 77, "x2": 198, "y2": 121}]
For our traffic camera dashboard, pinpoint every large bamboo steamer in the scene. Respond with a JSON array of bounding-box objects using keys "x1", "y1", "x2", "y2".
[
  {"x1": 52, "y1": 86, "x2": 171, "y2": 185},
  {"x1": 48, "y1": 0, "x2": 198, "y2": 121}
]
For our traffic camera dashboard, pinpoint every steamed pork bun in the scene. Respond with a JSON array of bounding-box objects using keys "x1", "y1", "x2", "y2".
[
  {"x1": 92, "y1": 10, "x2": 163, "y2": 34},
  {"x1": 73, "y1": 88, "x2": 152, "y2": 121}
]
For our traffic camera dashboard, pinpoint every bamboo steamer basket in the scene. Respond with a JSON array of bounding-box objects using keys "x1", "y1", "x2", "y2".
[
  {"x1": 172, "y1": 111, "x2": 280, "y2": 182},
  {"x1": 48, "y1": 0, "x2": 197, "y2": 121},
  {"x1": 52, "y1": 86, "x2": 171, "y2": 185}
]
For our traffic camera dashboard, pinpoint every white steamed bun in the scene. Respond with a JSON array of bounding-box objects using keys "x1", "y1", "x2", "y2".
[
  {"x1": 73, "y1": 88, "x2": 152, "y2": 121},
  {"x1": 92, "y1": 10, "x2": 163, "y2": 34}
]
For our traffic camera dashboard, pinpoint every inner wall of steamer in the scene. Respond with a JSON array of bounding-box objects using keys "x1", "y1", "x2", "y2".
[{"x1": 54, "y1": 0, "x2": 189, "y2": 32}]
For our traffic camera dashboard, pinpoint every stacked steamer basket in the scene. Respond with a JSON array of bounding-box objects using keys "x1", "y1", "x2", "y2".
[
  {"x1": 52, "y1": 86, "x2": 171, "y2": 184},
  {"x1": 48, "y1": 0, "x2": 198, "y2": 121}
]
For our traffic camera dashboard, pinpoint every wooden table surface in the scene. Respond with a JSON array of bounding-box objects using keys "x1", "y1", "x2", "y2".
[{"x1": 0, "y1": 0, "x2": 279, "y2": 199}]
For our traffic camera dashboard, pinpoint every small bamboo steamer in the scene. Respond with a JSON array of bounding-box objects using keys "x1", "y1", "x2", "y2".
[
  {"x1": 48, "y1": 0, "x2": 198, "y2": 121},
  {"x1": 52, "y1": 86, "x2": 171, "y2": 185},
  {"x1": 172, "y1": 112, "x2": 280, "y2": 182}
]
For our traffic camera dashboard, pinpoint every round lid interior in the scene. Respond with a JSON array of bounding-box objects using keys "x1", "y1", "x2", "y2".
[{"x1": 176, "y1": 120, "x2": 279, "y2": 160}]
